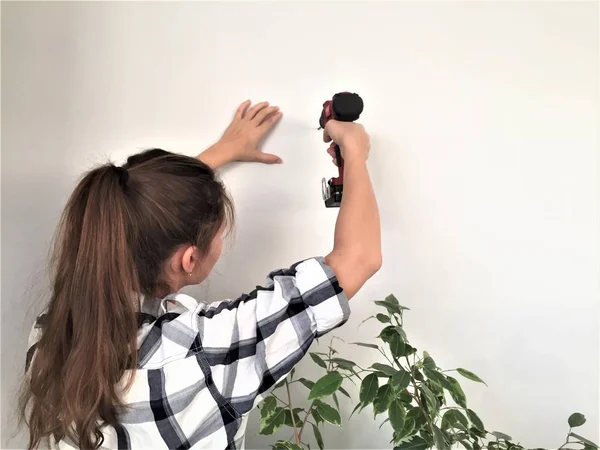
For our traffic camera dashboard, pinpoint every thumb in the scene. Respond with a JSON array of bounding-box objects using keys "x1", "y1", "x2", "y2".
[{"x1": 256, "y1": 152, "x2": 283, "y2": 165}]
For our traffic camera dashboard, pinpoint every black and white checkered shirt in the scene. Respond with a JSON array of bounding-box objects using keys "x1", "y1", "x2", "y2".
[{"x1": 26, "y1": 257, "x2": 350, "y2": 449}]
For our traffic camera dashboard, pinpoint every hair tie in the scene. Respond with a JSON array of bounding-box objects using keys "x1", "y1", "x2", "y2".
[{"x1": 115, "y1": 166, "x2": 129, "y2": 188}]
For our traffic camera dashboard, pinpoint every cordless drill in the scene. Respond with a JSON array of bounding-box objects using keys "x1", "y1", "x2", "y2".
[{"x1": 318, "y1": 92, "x2": 364, "y2": 208}]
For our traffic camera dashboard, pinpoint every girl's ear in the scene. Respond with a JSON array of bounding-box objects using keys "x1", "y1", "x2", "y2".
[{"x1": 180, "y1": 245, "x2": 198, "y2": 275}]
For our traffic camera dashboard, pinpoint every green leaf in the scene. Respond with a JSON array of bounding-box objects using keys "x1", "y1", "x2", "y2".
[
  {"x1": 466, "y1": 409, "x2": 485, "y2": 432},
  {"x1": 420, "y1": 384, "x2": 439, "y2": 412},
  {"x1": 570, "y1": 433, "x2": 599, "y2": 448},
  {"x1": 446, "y1": 376, "x2": 467, "y2": 408},
  {"x1": 395, "y1": 436, "x2": 428, "y2": 450},
  {"x1": 259, "y1": 407, "x2": 286, "y2": 435},
  {"x1": 424, "y1": 368, "x2": 453, "y2": 391},
  {"x1": 312, "y1": 423, "x2": 324, "y2": 450},
  {"x1": 308, "y1": 372, "x2": 343, "y2": 400},
  {"x1": 568, "y1": 413, "x2": 587, "y2": 428},
  {"x1": 451, "y1": 409, "x2": 469, "y2": 429},
  {"x1": 389, "y1": 334, "x2": 406, "y2": 358},
  {"x1": 379, "y1": 418, "x2": 390, "y2": 429},
  {"x1": 360, "y1": 373, "x2": 379, "y2": 403},
  {"x1": 456, "y1": 368, "x2": 487, "y2": 386},
  {"x1": 282, "y1": 409, "x2": 303, "y2": 427},
  {"x1": 408, "y1": 407, "x2": 427, "y2": 430},
  {"x1": 298, "y1": 378, "x2": 315, "y2": 390},
  {"x1": 394, "y1": 326, "x2": 408, "y2": 342},
  {"x1": 379, "y1": 326, "x2": 397, "y2": 343},
  {"x1": 290, "y1": 368, "x2": 295, "y2": 379},
  {"x1": 371, "y1": 363, "x2": 397, "y2": 376},
  {"x1": 391, "y1": 369, "x2": 411, "y2": 391},
  {"x1": 360, "y1": 315, "x2": 376, "y2": 326},
  {"x1": 458, "y1": 438, "x2": 473, "y2": 450},
  {"x1": 399, "y1": 417, "x2": 415, "y2": 439},
  {"x1": 433, "y1": 425, "x2": 449, "y2": 450},
  {"x1": 271, "y1": 440, "x2": 302, "y2": 450},
  {"x1": 469, "y1": 426, "x2": 486, "y2": 439},
  {"x1": 330, "y1": 357, "x2": 356, "y2": 370},
  {"x1": 399, "y1": 390, "x2": 412, "y2": 403},
  {"x1": 423, "y1": 355, "x2": 436, "y2": 370},
  {"x1": 373, "y1": 384, "x2": 395, "y2": 415},
  {"x1": 412, "y1": 367, "x2": 424, "y2": 381},
  {"x1": 351, "y1": 342, "x2": 379, "y2": 350},
  {"x1": 349, "y1": 401, "x2": 364, "y2": 419},
  {"x1": 375, "y1": 299, "x2": 403, "y2": 315},
  {"x1": 441, "y1": 410, "x2": 454, "y2": 430},
  {"x1": 339, "y1": 385, "x2": 351, "y2": 398},
  {"x1": 312, "y1": 408, "x2": 324, "y2": 424},
  {"x1": 385, "y1": 294, "x2": 400, "y2": 305},
  {"x1": 491, "y1": 431, "x2": 513, "y2": 441},
  {"x1": 385, "y1": 294, "x2": 411, "y2": 310},
  {"x1": 260, "y1": 396, "x2": 277, "y2": 420},
  {"x1": 388, "y1": 399, "x2": 406, "y2": 432},
  {"x1": 377, "y1": 313, "x2": 391, "y2": 323},
  {"x1": 314, "y1": 400, "x2": 341, "y2": 426},
  {"x1": 332, "y1": 392, "x2": 340, "y2": 411},
  {"x1": 309, "y1": 353, "x2": 327, "y2": 369}
]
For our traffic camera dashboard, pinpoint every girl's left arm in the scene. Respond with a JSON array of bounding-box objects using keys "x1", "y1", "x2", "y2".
[{"x1": 198, "y1": 100, "x2": 283, "y2": 170}]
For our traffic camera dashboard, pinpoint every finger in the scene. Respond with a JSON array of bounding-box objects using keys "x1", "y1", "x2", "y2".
[
  {"x1": 256, "y1": 152, "x2": 283, "y2": 164},
  {"x1": 323, "y1": 120, "x2": 337, "y2": 143},
  {"x1": 246, "y1": 101, "x2": 269, "y2": 120},
  {"x1": 258, "y1": 111, "x2": 283, "y2": 132},
  {"x1": 253, "y1": 105, "x2": 280, "y2": 124},
  {"x1": 235, "y1": 100, "x2": 251, "y2": 120},
  {"x1": 331, "y1": 157, "x2": 339, "y2": 167},
  {"x1": 327, "y1": 146, "x2": 336, "y2": 158}
]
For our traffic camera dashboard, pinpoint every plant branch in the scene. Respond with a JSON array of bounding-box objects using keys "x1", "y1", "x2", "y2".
[
  {"x1": 298, "y1": 401, "x2": 315, "y2": 442},
  {"x1": 557, "y1": 428, "x2": 572, "y2": 450},
  {"x1": 378, "y1": 348, "x2": 395, "y2": 367},
  {"x1": 299, "y1": 348, "x2": 336, "y2": 442},
  {"x1": 285, "y1": 379, "x2": 301, "y2": 446},
  {"x1": 272, "y1": 393, "x2": 288, "y2": 407},
  {"x1": 405, "y1": 355, "x2": 435, "y2": 435}
]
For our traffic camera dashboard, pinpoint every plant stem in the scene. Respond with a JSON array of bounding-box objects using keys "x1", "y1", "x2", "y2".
[
  {"x1": 378, "y1": 348, "x2": 395, "y2": 367},
  {"x1": 405, "y1": 355, "x2": 435, "y2": 435},
  {"x1": 272, "y1": 393, "x2": 288, "y2": 407},
  {"x1": 299, "y1": 349, "x2": 335, "y2": 443},
  {"x1": 285, "y1": 379, "x2": 301, "y2": 446},
  {"x1": 298, "y1": 402, "x2": 315, "y2": 442},
  {"x1": 557, "y1": 428, "x2": 572, "y2": 450}
]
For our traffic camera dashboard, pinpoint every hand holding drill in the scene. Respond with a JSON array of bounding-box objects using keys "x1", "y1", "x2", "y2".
[
  {"x1": 319, "y1": 92, "x2": 366, "y2": 207},
  {"x1": 323, "y1": 121, "x2": 370, "y2": 167}
]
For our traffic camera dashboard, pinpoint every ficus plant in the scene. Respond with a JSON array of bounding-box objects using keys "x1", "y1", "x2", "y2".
[
  {"x1": 256, "y1": 295, "x2": 599, "y2": 450},
  {"x1": 257, "y1": 337, "x2": 353, "y2": 450}
]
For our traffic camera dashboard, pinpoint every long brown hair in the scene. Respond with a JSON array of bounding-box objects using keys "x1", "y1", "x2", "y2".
[{"x1": 19, "y1": 149, "x2": 233, "y2": 449}]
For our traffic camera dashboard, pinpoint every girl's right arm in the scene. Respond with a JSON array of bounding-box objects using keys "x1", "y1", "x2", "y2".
[{"x1": 323, "y1": 121, "x2": 382, "y2": 299}]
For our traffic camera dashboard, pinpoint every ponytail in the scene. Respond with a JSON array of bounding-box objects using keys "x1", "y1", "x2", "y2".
[
  {"x1": 21, "y1": 165, "x2": 140, "y2": 449},
  {"x1": 20, "y1": 150, "x2": 233, "y2": 449}
]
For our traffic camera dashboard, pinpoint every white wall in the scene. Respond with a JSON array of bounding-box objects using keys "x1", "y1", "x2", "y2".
[{"x1": 2, "y1": 2, "x2": 598, "y2": 448}]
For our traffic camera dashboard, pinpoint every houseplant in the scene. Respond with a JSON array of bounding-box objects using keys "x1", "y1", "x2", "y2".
[{"x1": 257, "y1": 295, "x2": 598, "y2": 450}]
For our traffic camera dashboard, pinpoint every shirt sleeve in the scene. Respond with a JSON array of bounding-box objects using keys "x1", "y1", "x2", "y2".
[{"x1": 195, "y1": 257, "x2": 350, "y2": 415}]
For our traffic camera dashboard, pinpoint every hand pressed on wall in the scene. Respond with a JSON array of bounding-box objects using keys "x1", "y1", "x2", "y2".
[{"x1": 199, "y1": 100, "x2": 283, "y2": 169}]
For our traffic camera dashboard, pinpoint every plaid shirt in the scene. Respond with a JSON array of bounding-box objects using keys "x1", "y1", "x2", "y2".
[{"x1": 26, "y1": 257, "x2": 350, "y2": 449}]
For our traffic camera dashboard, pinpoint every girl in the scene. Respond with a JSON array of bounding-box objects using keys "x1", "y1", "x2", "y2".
[{"x1": 20, "y1": 101, "x2": 381, "y2": 449}]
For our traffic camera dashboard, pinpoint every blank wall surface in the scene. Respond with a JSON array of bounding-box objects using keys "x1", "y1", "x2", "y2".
[{"x1": 2, "y1": 2, "x2": 598, "y2": 448}]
